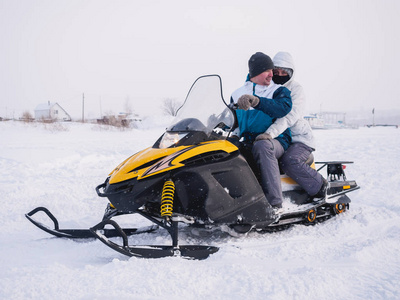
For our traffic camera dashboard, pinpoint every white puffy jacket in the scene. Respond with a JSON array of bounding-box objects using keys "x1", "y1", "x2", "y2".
[{"x1": 267, "y1": 51, "x2": 315, "y2": 149}]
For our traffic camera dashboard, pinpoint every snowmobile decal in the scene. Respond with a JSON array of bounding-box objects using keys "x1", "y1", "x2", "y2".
[
  {"x1": 140, "y1": 140, "x2": 237, "y2": 179},
  {"x1": 109, "y1": 146, "x2": 188, "y2": 184},
  {"x1": 140, "y1": 146, "x2": 196, "y2": 179}
]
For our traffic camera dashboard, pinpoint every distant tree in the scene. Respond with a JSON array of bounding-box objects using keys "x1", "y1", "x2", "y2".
[
  {"x1": 21, "y1": 110, "x2": 33, "y2": 122},
  {"x1": 162, "y1": 98, "x2": 182, "y2": 116},
  {"x1": 102, "y1": 110, "x2": 120, "y2": 127}
]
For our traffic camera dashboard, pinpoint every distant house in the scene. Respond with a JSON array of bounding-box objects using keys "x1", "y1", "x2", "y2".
[
  {"x1": 34, "y1": 102, "x2": 71, "y2": 121},
  {"x1": 304, "y1": 114, "x2": 325, "y2": 129},
  {"x1": 305, "y1": 112, "x2": 358, "y2": 129}
]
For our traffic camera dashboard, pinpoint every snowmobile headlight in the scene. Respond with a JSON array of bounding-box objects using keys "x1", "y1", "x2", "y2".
[{"x1": 159, "y1": 132, "x2": 189, "y2": 149}]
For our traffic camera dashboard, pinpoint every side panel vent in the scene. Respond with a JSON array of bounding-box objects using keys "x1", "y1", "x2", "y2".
[{"x1": 180, "y1": 151, "x2": 231, "y2": 166}]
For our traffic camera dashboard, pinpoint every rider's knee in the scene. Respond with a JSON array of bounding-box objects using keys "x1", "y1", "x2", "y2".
[{"x1": 252, "y1": 140, "x2": 274, "y2": 157}]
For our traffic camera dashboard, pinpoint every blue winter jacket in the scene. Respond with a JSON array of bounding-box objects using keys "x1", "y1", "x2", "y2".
[{"x1": 231, "y1": 85, "x2": 292, "y2": 150}]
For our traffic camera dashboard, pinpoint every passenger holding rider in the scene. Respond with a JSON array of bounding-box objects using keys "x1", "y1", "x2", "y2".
[
  {"x1": 269, "y1": 51, "x2": 328, "y2": 199},
  {"x1": 230, "y1": 52, "x2": 292, "y2": 209}
]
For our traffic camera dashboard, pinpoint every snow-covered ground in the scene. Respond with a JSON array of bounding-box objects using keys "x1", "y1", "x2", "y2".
[{"x1": 1, "y1": 121, "x2": 399, "y2": 299}]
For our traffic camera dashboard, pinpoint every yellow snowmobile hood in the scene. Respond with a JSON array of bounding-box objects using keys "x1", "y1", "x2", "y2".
[{"x1": 108, "y1": 140, "x2": 238, "y2": 184}]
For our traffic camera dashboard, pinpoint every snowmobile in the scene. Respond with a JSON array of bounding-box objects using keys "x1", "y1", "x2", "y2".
[{"x1": 26, "y1": 75, "x2": 359, "y2": 260}]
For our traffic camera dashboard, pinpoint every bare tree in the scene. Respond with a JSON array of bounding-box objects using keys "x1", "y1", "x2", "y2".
[
  {"x1": 162, "y1": 98, "x2": 182, "y2": 116},
  {"x1": 21, "y1": 110, "x2": 33, "y2": 122}
]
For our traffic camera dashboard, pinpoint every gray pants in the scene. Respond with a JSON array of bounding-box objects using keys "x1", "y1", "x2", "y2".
[
  {"x1": 280, "y1": 142, "x2": 324, "y2": 196},
  {"x1": 252, "y1": 139, "x2": 285, "y2": 207}
]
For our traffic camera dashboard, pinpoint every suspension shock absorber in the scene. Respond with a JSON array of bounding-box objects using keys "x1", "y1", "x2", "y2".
[{"x1": 160, "y1": 180, "x2": 175, "y2": 218}]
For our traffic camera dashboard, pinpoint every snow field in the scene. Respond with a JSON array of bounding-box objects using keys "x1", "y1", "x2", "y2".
[{"x1": 1, "y1": 121, "x2": 399, "y2": 299}]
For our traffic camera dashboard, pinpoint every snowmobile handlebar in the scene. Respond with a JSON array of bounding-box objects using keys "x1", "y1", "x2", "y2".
[{"x1": 229, "y1": 103, "x2": 239, "y2": 110}]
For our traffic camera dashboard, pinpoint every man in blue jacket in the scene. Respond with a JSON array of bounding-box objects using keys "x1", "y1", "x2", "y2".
[{"x1": 230, "y1": 52, "x2": 292, "y2": 209}]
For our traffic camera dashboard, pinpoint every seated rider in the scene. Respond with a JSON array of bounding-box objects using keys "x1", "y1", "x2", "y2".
[
  {"x1": 269, "y1": 51, "x2": 328, "y2": 200},
  {"x1": 230, "y1": 52, "x2": 292, "y2": 209}
]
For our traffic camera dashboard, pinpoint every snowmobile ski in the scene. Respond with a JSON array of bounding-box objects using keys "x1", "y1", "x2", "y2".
[
  {"x1": 25, "y1": 207, "x2": 158, "y2": 239},
  {"x1": 90, "y1": 219, "x2": 219, "y2": 260}
]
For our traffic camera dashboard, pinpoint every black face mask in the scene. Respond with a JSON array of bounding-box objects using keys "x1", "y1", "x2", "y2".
[{"x1": 273, "y1": 75, "x2": 290, "y2": 85}]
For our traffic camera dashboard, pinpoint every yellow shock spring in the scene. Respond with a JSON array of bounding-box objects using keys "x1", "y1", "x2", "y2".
[{"x1": 160, "y1": 180, "x2": 175, "y2": 217}]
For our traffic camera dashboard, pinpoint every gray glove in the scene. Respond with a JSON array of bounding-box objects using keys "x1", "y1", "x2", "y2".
[
  {"x1": 237, "y1": 94, "x2": 260, "y2": 110},
  {"x1": 255, "y1": 133, "x2": 272, "y2": 141}
]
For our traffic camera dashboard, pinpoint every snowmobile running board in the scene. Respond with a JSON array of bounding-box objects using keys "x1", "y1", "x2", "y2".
[
  {"x1": 327, "y1": 186, "x2": 360, "y2": 201},
  {"x1": 25, "y1": 207, "x2": 158, "y2": 239},
  {"x1": 90, "y1": 219, "x2": 219, "y2": 260}
]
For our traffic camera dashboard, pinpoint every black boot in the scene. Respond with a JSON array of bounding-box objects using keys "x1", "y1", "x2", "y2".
[{"x1": 312, "y1": 178, "x2": 328, "y2": 201}]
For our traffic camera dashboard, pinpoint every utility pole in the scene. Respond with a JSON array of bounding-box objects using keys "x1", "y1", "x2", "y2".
[
  {"x1": 99, "y1": 96, "x2": 102, "y2": 118},
  {"x1": 372, "y1": 108, "x2": 375, "y2": 127},
  {"x1": 82, "y1": 93, "x2": 85, "y2": 123}
]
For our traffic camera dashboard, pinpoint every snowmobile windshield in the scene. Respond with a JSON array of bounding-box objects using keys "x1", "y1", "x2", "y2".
[{"x1": 167, "y1": 75, "x2": 235, "y2": 139}]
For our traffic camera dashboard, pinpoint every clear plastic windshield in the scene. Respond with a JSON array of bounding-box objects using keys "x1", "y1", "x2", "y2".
[{"x1": 167, "y1": 75, "x2": 235, "y2": 138}]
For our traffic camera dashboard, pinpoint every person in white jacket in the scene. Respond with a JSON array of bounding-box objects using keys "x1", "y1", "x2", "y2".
[{"x1": 268, "y1": 51, "x2": 327, "y2": 199}]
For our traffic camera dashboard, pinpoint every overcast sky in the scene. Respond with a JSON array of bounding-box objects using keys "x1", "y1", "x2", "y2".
[{"x1": 1, "y1": 0, "x2": 399, "y2": 119}]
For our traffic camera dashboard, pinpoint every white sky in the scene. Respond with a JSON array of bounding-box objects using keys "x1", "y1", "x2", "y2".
[{"x1": 1, "y1": 0, "x2": 399, "y2": 119}]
